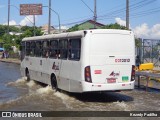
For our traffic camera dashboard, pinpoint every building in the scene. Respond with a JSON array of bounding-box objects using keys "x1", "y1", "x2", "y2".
[
  {"x1": 41, "y1": 24, "x2": 67, "y2": 35},
  {"x1": 9, "y1": 32, "x2": 22, "y2": 36},
  {"x1": 78, "y1": 20, "x2": 105, "y2": 30},
  {"x1": 41, "y1": 20, "x2": 104, "y2": 34}
]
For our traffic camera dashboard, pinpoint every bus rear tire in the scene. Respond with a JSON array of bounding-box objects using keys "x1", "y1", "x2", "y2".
[
  {"x1": 51, "y1": 75, "x2": 58, "y2": 92},
  {"x1": 26, "y1": 69, "x2": 30, "y2": 81}
]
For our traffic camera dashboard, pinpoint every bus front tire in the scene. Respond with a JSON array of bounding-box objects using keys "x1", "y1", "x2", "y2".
[{"x1": 51, "y1": 75, "x2": 58, "y2": 92}]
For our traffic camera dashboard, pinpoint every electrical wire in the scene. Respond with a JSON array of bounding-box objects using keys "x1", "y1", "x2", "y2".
[{"x1": 54, "y1": 0, "x2": 159, "y2": 27}]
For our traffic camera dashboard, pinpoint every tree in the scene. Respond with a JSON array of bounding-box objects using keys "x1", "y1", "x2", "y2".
[
  {"x1": 0, "y1": 25, "x2": 43, "y2": 52},
  {"x1": 67, "y1": 25, "x2": 79, "y2": 32},
  {"x1": 102, "y1": 23, "x2": 128, "y2": 30},
  {"x1": 135, "y1": 38, "x2": 142, "y2": 47},
  {"x1": 21, "y1": 26, "x2": 43, "y2": 36},
  {"x1": 67, "y1": 23, "x2": 128, "y2": 32},
  {"x1": 0, "y1": 25, "x2": 19, "y2": 37},
  {"x1": 3, "y1": 44, "x2": 12, "y2": 51}
]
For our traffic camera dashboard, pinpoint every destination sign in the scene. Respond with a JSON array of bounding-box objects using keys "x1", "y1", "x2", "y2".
[{"x1": 20, "y1": 4, "x2": 42, "y2": 15}]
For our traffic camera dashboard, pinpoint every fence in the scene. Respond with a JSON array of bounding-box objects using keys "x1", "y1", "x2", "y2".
[{"x1": 136, "y1": 39, "x2": 160, "y2": 67}]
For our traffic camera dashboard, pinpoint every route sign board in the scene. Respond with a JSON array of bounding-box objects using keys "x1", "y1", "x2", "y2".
[{"x1": 20, "y1": 4, "x2": 42, "y2": 15}]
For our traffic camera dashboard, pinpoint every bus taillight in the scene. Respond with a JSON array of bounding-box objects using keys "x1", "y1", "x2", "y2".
[
  {"x1": 131, "y1": 65, "x2": 135, "y2": 81},
  {"x1": 85, "y1": 66, "x2": 92, "y2": 83}
]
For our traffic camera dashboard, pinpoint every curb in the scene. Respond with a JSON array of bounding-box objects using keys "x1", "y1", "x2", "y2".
[{"x1": 0, "y1": 59, "x2": 20, "y2": 65}]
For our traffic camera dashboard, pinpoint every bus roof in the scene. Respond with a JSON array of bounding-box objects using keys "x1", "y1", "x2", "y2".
[
  {"x1": 22, "y1": 29, "x2": 133, "y2": 41},
  {"x1": 22, "y1": 30, "x2": 85, "y2": 41}
]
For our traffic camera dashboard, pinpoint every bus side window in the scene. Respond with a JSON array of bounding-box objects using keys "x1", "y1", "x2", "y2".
[
  {"x1": 69, "y1": 38, "x2": 81, "y2": 60},
  {"x1": 30, "y1": 41, "x2": 36, "y2": 57},
  {"x1": 42, "y1": 40, "x2": 49, "y2": 58},
  {"x1": 35, "y1": 41, "x2": 42, "y2": 57},
  {"x1": 26, "y1": 42, "x2": 30, "y2": 56},
  {"x1": 59, "y1": 39, "x2": 68, "y2": 59},
  {"x1": 21, "y1": 42, "x2": 25, "y2": 61},
  {"x1": 50, "y1": 40, "x2": 58, "y2": 59}
]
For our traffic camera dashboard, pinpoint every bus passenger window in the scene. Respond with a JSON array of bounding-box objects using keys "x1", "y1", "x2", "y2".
[
  {"x1": 42, "y1": 41, "x2": 49, "y2": 58},
  {"x1": 35, "y1": 41, "x2": 42, "y2": 57},
  {"x1": 50, "y1": 40, "x2": 58, "y2": 58},
  {"x1": 69, "y1": 39, "x2": 81, "y2": 60},
  {"x1": 59, "y1": 40, "x2": 68, "y2": 59},
  {"x1": 21, "y1": 42, "x2": 25, "y2": 61},
  {"x1": 26, "y1": 42, "x2": 30, "y2": 56},
  {"x1": 30, "y1": 42, "x2": 36, "y2": 56}
]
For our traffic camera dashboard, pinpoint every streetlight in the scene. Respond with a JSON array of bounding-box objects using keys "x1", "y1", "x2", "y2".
[
  {"x1": 50, "y1": 8, "x2": 61, "y2": 33},
  {"x1": 43, "y1": 6, "x2": 61, "y2": 33}
]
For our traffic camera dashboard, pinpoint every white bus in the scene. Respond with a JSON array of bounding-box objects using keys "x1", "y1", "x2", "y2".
[{"x1": 20, "y1": 29, "x2": 135, "y2": 93}]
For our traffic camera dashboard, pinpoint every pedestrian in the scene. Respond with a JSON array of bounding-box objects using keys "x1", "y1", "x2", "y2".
[
  {"x1": 6, "y1": 51, "x2": 9, "y2": 58},
  {"x1": 136, "y1": 55, "x2": 141, "y2": 69},
  {"x1": 1, "y1": 51, "x2": 4, "y2": 58},
  {"x1": 3, "y1": 51, "x2": 6, "y2": 59}
]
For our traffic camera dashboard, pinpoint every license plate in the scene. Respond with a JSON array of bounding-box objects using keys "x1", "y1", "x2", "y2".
[{"x1": 107, "y1": 78, "x2": 116, "y2": 83}]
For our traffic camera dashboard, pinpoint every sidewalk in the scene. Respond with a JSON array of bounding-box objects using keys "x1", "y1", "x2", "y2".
[{"x1": 0, "y1": 58, "x2": 20, "y2": 64}]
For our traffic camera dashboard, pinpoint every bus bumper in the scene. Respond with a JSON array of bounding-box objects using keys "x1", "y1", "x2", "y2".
[{"x1": 82, "y1": 81, "x2": 135, "y2": 92}]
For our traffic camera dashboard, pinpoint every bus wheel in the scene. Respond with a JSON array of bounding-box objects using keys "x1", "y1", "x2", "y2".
[
  {"x1": 26, "y1": 70, "x2": 30, "y2": 81},
  {"x1": 51, "y1": 75, "x2": 58, "y2": 92}
]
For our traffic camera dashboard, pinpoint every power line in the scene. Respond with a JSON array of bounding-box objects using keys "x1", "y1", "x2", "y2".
[
  {"x1": 80, "y1": 0, "x2": 94, "y2": 13},
  {"x1": 97, "y1": 6, "x2": 160, "y2": 21},
  {"x1": 80, "y1": 0, "x2": 97, "y2": 28},
  {"x1": 54, "y1": 0, "x2": 159, "y2": 27},
  {"x1": 97, "y1": 0, "x2": 156, "y2": 20}
]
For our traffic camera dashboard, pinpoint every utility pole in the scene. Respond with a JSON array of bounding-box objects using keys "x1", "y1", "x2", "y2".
[
  {"x1": 33, "y1": 15, "x2": 36, "y2": 36},
  {"x1": 126, "y1": 0, "x2": 129, "y2": 29},
  {"x1": 48, "y1": 0, "x2": 51, "y2": 34},
  {"x1": 94, "y1": 0, "x2": 97, "y2": 29},
  {"x1": 7, "y1": 0, "x2": 10, "y2": 34}
]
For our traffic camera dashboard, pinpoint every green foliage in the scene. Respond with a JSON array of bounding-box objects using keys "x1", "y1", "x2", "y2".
[
  {"x1": 135, "y1": 38, "x2": 142, "y2": 47},
  {"x1": 67, "y1": 25, "x2": 79, "y2": 32},
  {"x1": 9, "y1": 26, "x2": 19, "y2": 32},
  {"x1": 21, "y1": 26, "x2": 43, "y2": 36},
  {"x1": 3, "y1": 44, "x2": 12, "y2": 51},
  {"x1": 0, "y1": 38, "x2": 3, "y2": 43},
  {"x1": 102, "y1": 23, "x2": 128, "y2": 30},
  {"x1": 0, "y1": 25, "x2": 43, "y2": 52},
  {"x1": 0, "y1": 25, "x2": 6, "y2": 36},
  {"x1": 67, "y1": 23, "x2": 128, "y2": 32},
  {"x1": 0, "y1": 25, "x2": 19, "y2": 36}
]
